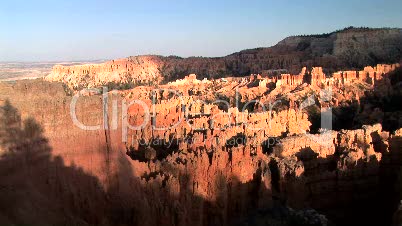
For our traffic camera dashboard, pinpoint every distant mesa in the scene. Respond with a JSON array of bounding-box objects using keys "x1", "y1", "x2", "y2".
[{"x1": 45, "y1": 27, "x2": 402, "y2": 90}]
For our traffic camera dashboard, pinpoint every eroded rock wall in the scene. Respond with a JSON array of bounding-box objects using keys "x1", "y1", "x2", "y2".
[
  {"x1": 2, "y1": 62, "x2": 402, "y2": 225},
  {"x1": 46, "y1": 56, "x2": 164, "y2": 89},
  {"x1": 45, "y1": 28, "x2": 402, "y2": 89}
]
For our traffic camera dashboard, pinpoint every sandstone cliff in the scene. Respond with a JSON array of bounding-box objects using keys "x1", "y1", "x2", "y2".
[
  {"x1": 46, "y1": 27, "x2": 402, "y2": 89},
  {"x1": 3, "y1": 57, "x2": 402, "y2": 225},
  {"x1": 0, "y1": 60, "x2": 402, "y2": 225},
  {"x1": 1, "y1": 77, "x2": 402, "y2": 225},
  {"x1": 46, "y1": 56, "x2": 163, "y2": 89}
]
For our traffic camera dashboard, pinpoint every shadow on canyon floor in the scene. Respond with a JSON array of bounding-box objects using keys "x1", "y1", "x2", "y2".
[
  {"x1": 2, "y1": 67, "x2": 402, "y2": 226},
  {"x1": 329, "y1": 68, "x2": 402, "y2": 221},
  {"x1": 305, "y1": 66, "x2": 402, "y2": 132},
  {"x1": 288, "y1": 145, "x2": 401, "y2": 226},
  {"x1": 0, "y1": 100, "x2": 146, "y2": 225},
  {"x1": 0, "y1": 100, "x2": 330, "y2": 226},
  {"x1": 0, "y1": 100, "x2": 108, "y2": 225},
  {"x1": 281, "y1": 74, "x2": 402, "y2": 225}
]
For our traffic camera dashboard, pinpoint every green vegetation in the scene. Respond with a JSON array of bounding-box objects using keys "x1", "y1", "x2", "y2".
[
  {"x1": 62, "y1": 83, "x2": 74, "y2": 96},
  {"x1": 105, "y1": 78, "x2": 159, "y2": 90},
  {"x1": 105, "y1": 81, "x2": 136, "y2": 90},
  {"x1": 293, "y1": 26, "x2": 396, "y2": 38}
]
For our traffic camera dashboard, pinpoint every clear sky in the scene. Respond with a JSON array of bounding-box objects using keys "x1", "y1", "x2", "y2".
[{"x1": 1, "y1": 0, "x2": 402, "y2": 62}]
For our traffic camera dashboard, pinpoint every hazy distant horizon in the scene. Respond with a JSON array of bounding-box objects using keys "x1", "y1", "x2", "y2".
[
  {"x1": 2, "y1": 0, "x2": 402, "y2": 62},
  {"x1": 0, "y1": 59, "x2": 109, "y2": 63},
  {"x1": 2, "y1": 26, "x2": 401, "y2": 63}
]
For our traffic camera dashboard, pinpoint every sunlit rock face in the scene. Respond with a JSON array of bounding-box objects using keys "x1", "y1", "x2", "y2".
[
  {"x1": 46, "y1": 56, "x2": 164, "y2": 89},
  {"x1": 2, "y1": 59, "x2": 402, "y2": 225},
  {"x1": 45, "y1": 27, "x2": 402, "y2": 90}
]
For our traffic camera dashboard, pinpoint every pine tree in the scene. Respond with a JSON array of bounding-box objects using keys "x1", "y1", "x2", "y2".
[
  {"x1": 20, "y1": 117, "x2": 51, "y2": 164},
  {"x1": 0, "y1": 100, "x2": 22, "y2": 153}
]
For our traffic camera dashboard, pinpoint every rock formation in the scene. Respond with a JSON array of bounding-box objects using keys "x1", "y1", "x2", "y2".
[
  {"x1": 3, "y1": 27, "x2": 402, "y2": 226},
  {"x1": 46, "y1": 56, "x2": 163, "y2": 89},
  {"x1": 3, "y1": 59, "x2": 402, "y2": 225},
  {"x1": 46, "y1": 27, "x2": 402, "y2": 89}
]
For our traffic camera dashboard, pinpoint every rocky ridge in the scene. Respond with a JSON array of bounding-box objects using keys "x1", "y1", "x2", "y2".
[
  {"x1": 2, "y1": 60, "x2": 402, "y2": 225},
  {"x1": 3, "y1": 27, "x2": 402, "y2": 226},
  {"x1": 46, "y1": 27, "x2": 402, "y2": 89}
]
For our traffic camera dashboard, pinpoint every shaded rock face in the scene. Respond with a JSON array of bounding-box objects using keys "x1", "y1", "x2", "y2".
[
  {"x1": 0, "y1": 80, "x2": 317, "y2": 226},
  {"x1": 271, "y1": 125, "x2": 397, "y2": 225},
  {"x1": 46, "y1": 27, "x2": 402, "y2": 89},
  {"x1": 2, "y1": 61, "x2": 402, "y2": 226}
]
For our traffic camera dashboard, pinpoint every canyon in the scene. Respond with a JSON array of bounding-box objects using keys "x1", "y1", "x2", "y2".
[
  {"x1": 46, "y1": 27, "x2": 402, "y2": 90},
  {"x1": 1, "y1": 28, "x2": 402, "y2": 226}
]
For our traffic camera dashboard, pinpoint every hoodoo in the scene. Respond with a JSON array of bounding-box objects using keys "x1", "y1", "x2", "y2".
[{"x1": 2, "y1": 25, "x2": 402, "y2": 226}]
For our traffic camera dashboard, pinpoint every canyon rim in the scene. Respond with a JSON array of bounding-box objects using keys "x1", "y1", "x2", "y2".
[{"x1": 1, "y1": 1, "x2": 402, "y2": 226}]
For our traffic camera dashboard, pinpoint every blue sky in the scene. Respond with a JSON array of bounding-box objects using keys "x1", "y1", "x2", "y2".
[{"x1": 1, "y1": 0, "x2": 402, "y2": 61}]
